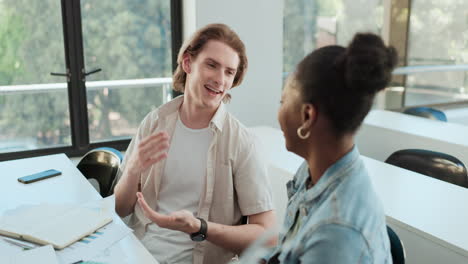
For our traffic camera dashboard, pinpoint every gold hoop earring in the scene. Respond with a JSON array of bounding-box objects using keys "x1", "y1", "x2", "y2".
[{"x1": 297, "y1": 126, "x2": 310, "y2": 139}]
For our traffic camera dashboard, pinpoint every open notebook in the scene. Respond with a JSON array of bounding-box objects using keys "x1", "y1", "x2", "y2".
[{"x1": 0, "y1": 200, "x2": 112, "y2": 250}]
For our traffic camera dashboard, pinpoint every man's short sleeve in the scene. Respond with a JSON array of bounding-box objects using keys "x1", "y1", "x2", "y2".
[{"x1": 233, "y1": 131, "x2": 274, "y2": 216}]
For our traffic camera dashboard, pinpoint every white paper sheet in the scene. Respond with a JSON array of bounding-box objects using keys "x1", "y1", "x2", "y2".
[
  {"x1": 0, "y1": 245, "x2": 58, "y2": 264},
  {"x1": 56, "y1": 220, "x2": 132, "y2": 263}
]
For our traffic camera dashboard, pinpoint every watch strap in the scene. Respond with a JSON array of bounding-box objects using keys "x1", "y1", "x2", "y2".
[
  {"x1": 190, "y1": 217, "x2": 207, "y2": 241},
  {"x1": 197, "y1": 217, "x2": 207, "y2": 236}
]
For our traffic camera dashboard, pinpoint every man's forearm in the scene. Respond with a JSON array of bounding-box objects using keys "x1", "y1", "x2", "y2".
[
  {"x1": 201, "y1": 210, "x2": 277, "y2": 254},
  {"x1": 206, "y1": 221, "x2": 276, "y2": 254},
  {"x1": 114, "y1": 170, "x2": 140, "y2": 217}
]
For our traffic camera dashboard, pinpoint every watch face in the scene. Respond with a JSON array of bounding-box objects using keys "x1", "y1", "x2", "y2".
[{"x1": 191, "y1": 233, "x2": 206, "y2": 242}]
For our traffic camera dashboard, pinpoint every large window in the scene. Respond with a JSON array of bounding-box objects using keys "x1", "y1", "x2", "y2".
[
  {"x1": 80, "y1": 0, "x2": 173, "y2": 143},
  {"x1": 0, "y1": 0, "x2": 181, "y2": 161},
  {"x1": 404, "y1": 0, "x2": 468, "y2": 106},
  {"x1": 283, "y1": 0, "x2": 384, "y2": 76},
  {"x1": 284, "y1": 0, "x2": 468, "y2": 110},
  {"x1": 0, "y1": 0, "x2": 71, "y2": 153}
]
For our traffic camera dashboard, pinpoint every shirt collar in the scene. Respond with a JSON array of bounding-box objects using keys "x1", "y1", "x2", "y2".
[
  {"x1": 209, "y1": 102, "x2": 227, "y2": 132},
  {"x1": 303, "y1": 145, "x2": 361, "y2": 201},
  {"x1": 158, "y1": 95, "x2": 227, "y2": 132},
  {"x1": 158, "y1": 95, "x2": 184, "y2": 117}
]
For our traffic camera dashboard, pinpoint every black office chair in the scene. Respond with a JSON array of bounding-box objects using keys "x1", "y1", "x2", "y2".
[
  {"x1": 387, "y1": 225, "x2": 405, "y2": 264},
  {"x1": 385, "y1": 149, "x2": 468, "y2": 188},
  {"x1": 403, "y1": 107, "x2": 447, "y2": 122},
  {"x1": 77, "y1": 147, "x2": 123, "y2": 197}
]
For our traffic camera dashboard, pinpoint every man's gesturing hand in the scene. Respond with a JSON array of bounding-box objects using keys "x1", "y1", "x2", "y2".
[
  {"x1": 136, "y1": 192, "x2": 201, "y2": 234},
  {"x1": 126, "y1": 132, "x2": 169, "y2": 176}
]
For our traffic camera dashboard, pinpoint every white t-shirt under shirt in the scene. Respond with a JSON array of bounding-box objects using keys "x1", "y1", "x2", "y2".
[{"x1": 141, "y1": 116, "x2": 213, "y2": 264}]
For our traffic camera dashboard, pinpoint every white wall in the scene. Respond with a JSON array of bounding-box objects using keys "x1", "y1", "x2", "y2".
[{"x1": 183, "y1": 0, "x2": 283, "y2": 128}]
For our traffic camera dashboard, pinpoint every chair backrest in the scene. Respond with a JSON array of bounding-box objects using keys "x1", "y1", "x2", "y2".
[
  {"x1": 403, "y1": 107, "x2": 447, "y2": 122},
  {"x1": 387, "y1": 225, "x2": 405, "y2": 264},
  {"x1": 77, "y1": 147, "x2": 123, "y2": 197},
  {"x1": 385, "y1": 149, "x2": 468, "y2": 188}
]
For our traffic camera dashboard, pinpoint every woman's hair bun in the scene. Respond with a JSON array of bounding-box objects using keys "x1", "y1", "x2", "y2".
[{"x1": 343, "y1": 33, "x2": 398, "y2": 94}]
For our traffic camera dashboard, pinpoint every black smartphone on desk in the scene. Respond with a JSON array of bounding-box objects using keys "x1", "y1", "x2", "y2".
[{"x1": 17, "y1": 169, "x2": 62, "y2": 184}]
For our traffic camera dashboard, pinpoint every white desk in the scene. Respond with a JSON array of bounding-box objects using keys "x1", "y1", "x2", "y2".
[
  {"x1": 250, "y1": 126, "x2": 468, "y2": 264},
  {"x1": 0, "y1": 154, "x2": 158, "y2": 264},
  {"x1": 356, "y1": 109, "x2": 468, "y2": 166}
]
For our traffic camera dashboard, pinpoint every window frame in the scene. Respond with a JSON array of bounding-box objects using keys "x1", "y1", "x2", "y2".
[{"x1": 0, "y1": 0, "x2": 183, "y2": 162}]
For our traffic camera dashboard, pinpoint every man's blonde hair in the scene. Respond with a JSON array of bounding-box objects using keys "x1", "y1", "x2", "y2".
[{"x1": 172, "y1": 23, "x2": 248, "y2": 103}]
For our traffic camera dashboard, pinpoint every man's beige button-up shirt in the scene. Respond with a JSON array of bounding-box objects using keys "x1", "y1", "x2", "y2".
[{"x1": 118, "y1": 96, "x2": 273, "y2": 264}]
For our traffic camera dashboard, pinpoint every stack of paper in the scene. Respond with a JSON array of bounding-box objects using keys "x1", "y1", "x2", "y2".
[{"x1": 0, "y1": 197, "x2": 133, "y2": 263}]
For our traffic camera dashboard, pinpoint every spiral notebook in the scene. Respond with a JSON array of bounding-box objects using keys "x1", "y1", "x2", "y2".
[{"x1": 0, "y1": 200, "x2": 112, "y2": 250}]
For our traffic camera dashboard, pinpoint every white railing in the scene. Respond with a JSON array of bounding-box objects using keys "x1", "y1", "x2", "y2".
[
  {"x1": 0, "y1": 77, "x2": 174, "y2": 152},
  {"x1": 393, "y1": 64, "x2": 468, "y2": 75},
  {"x1": 0, "y1": 77, "x2": 173, "y2": 94}
]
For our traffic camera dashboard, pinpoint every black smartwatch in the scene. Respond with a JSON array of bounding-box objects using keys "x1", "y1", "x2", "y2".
[{"x1": 190, "y1": 217, "x2": 207, "y2": 242}]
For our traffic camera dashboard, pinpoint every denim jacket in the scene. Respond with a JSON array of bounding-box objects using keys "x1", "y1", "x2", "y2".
[{"x1": 266, "y1": 146, "x2": 392, "y2": 264}]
